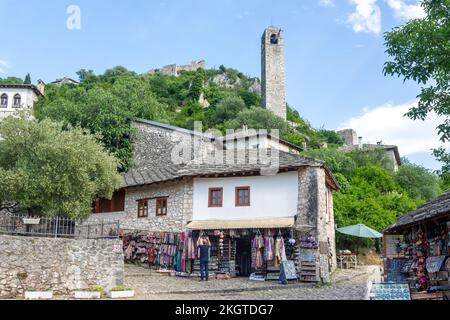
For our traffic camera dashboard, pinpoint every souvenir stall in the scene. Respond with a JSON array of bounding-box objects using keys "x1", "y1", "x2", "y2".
[
  {"x1": 185, "y1": 224, "x2": 297, "y2": 281},
  {"x1": 121, "y1": 229, "x2": 219, "y2": 276},
  {"x1": 383, "y1": 191, "x2": 450, "y2": 300},
  {"x1": 120, "y1": 220, "x2": 330, "y2": 283},
  {"x1": 122, "y1": 231, "x2": 183, "y2": 272}
]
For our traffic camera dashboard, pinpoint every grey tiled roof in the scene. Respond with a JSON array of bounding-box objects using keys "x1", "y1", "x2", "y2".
[
  {"x1": 0, "y1": 84, "x2": 43, "y2": 96},
  {"x1": 384, "y1": 189, "x2": 450, "y2": 232},
  {"x1": 121, "y1": 165, "x2": 183, "y2": 188},
  {"x1": 121, "y1": 149, "x2": 331, "y2": 188}
]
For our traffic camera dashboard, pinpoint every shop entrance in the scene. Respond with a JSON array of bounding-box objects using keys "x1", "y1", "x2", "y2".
[{"x1": 235, "y1": 235, "x2": 252, "y2": 277}]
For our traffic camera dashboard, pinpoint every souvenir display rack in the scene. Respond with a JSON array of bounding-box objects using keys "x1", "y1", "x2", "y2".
[
  {"x1": 123, "y1": 231, "x2": 181, "y2": 269},
  {"x1": 121, "y1": 227, "x2": 313, "y2": 282},
  {"x1": 190, "y1": 228, "x2": 295, "y2": 279},
  {"x1": 299, "y1": 260, "x2": 319, "y2": 283},
  {"x1": 384, "y1": 219, "x2": 449, "y2": 299},
  {"x1": 218, "y1": 237, "x2": 236, "y2": 275}
]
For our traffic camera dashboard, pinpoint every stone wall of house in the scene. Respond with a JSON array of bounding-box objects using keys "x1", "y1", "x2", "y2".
[
  {"x1": 132, "y1": 120, "x2": 184, "y2": 169},
  {"x1": 0, "y1": 235, "x2": 124, "y2": 298},
  {"x1": 326, "y1": 186, "x2": 337, "y2": 272},
  {"x1": 295, "y1": 166, "x2": 337, "y2": 282},
  {"x1": 296, "y1": 166, "x2": 320, "y2": 227},
  {"x1": 97, "y1": 178, "x2": 193, "y2": 233},
  {"x1": 132, "y1": 120, "x2": 216, "y2": 170}
]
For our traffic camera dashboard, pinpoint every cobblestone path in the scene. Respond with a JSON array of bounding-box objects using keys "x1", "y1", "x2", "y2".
[{"x1": 124, "y1": 264, "x2": 382, "y2": 300}]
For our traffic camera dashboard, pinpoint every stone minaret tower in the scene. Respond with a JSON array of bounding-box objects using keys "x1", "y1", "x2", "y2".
[{"x1": 261, "y1": 26, "x2": 286, "y2": 120}]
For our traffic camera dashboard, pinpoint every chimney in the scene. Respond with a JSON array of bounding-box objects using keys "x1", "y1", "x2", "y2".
[
  {"x1": 358, "y1": 137, "x2": 363, "y2": 149},
  {"x1": 36, "y1": 79, "x2": 45, "y2": 96}
]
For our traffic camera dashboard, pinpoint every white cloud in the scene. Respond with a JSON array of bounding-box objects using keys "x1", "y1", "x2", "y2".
[
  {"x1": 346, "y1": 0, "x2": 381, "y2": 34},
  {"x1": 0, "y1": 59, "x2": 10, "y2": 74},
  {"x1": 337, "y1": 100, "x2": 445, "y2": 156},
  {"x1": 385, "y1": 0, "x2": 425, "y2": 20},
  {"x1": 319, "y1": 0, "x2": 336, "y2": 7}
]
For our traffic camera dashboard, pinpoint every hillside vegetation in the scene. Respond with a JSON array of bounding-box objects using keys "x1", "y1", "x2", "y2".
[
  {"x1": 34, "y1": 66, "x2": 342, "y2": 170},
  {"x1": 26, "y1": 66, "x2": 444, "y2": 247}
]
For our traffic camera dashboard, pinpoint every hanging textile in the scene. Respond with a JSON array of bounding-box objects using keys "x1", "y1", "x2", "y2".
[
  {"x1": 148, "y1": 247, "x2": 156, "y2": 266},
  {"x1": 264, "y1": 236, "x2": 274, "y2": 261},
  {"x1": 252, "y1": 234, "x2": 265, "y2": 269},
  {"x1": 251, "y1": 238, "x2": 257, "y2": 269},
  {"x1": 124, "y1": 243, "x2": 133, "y2": 260},
  {"x1": 274, "y1": 236, "x2": 286, "y2": 268},
  {"x1": 186, "y1": 237, "x2": 196, "y2": 260}
]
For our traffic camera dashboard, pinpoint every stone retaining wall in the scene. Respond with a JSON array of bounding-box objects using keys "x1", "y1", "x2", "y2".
[{"x1": 0, "y1": 235, "x2": 124, "y2": 298}]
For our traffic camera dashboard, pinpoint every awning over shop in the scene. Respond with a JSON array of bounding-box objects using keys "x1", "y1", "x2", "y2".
[{"x1": 185, "y1": 217, "x2": 295, "y2": 230}]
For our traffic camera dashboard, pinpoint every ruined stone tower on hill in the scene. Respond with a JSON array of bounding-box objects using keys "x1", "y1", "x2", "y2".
[{"x1": 261, "y1": 26, "x2": 286, "y2": 120}]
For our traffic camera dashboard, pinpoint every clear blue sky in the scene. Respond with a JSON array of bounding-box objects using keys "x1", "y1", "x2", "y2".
[{"x1": 1, "y1": 0, "x2": 447, "y2": 170}]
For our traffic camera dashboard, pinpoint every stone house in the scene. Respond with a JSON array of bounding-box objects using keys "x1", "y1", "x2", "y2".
[
  {"x1": 86, "y1": 118, "x2": 339, "y2": 280},
  {"x1": 336, "y1": 128, "x2": 402, "y2": 171},
  {"x1": 50, "y1": 77, "x2": 80, "y2": 86}
]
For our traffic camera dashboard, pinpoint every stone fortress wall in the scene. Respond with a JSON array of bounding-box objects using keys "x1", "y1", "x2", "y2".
[{"x1": 149, "y1": 60, "x2": 206, "y2": 77}]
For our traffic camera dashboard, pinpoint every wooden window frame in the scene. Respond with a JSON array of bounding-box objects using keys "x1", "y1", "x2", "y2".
[
  {"x1": 93, "y1": 189, "x2": 125, "y2": 214},
  {"x1": 137, "y1": 199, "x2": 149, "y2": 218},
  {"x1": 235, "y1": 186, "x2": 250, "y2": 207},
  {"x1": 208, "y1": 188, "x2": 223, "y2": 208},
  {"x1": 156, "y1": 197, "x2": 168, "y2": 216}
]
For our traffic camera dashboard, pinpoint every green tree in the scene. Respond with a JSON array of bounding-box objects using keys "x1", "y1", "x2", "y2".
[
  {"x1": 395, "y1": 158, "x2": 442, "y2": 201},
  {"x1": 0, "y1": 115, "x2": 122, "y2": 219},
  {"x1": 433, "y1": 147, "x2": 450, "y2": 189},
  {"x1": 214, "y1": 96, "x2": 247, "y2": 124},
  {"x1": 24, "y1": 73, "x2": 31, "y2": 84},
  {"x1": 348, "y1": 147, "x2": 395, "y2": 173},
  {"x1": 334, "y1": 165, "x2": 420, "y2": 250},
  {"x1": 237, "y1": 90, "x2": 260, "y2": 107},
  {"x1": 0, "y1": 77, "x2": 23, "y2": 84},
  {"x1": 36, "y1": 65, "x2": 343, "y2": 169},
  {"x1": 101, "y1": 66, "x2": 136, "y2": 83},
  {"x1": 318, "y1": 129, "x2": 345, "y2": 147},
  {"x1": 188, "y1": 69, "x2": 206, "y2": 101},
  {"x1": 35, "y1": 68, "x2": 169, "y2": 171},
  {"x1": 226, "y1": 106, "x2": 290, "y2": 136},
  {"x1": 303, "y1": 148, "x2": 357, "y2": 177},
  {"x1": 384, "y1": 0, "x2": 450, "y2": 178},
  {"x1": 35, "y1": 85, "x2": 136, "y2": 171}
]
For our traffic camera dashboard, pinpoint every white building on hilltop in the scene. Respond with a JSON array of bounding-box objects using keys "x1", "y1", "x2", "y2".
[{"x1": 0, "y1": 80, "x2": 45, "y2": 119}]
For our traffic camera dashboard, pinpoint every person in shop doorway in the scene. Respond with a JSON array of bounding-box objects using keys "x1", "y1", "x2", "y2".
[{"x1": 197, "y1": 235, "x2": 211, "y2": 281}]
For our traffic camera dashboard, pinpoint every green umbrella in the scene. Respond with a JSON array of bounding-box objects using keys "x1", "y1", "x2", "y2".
[{"x1": 336, "y1": 224, "x2": 382, "y2": 238}]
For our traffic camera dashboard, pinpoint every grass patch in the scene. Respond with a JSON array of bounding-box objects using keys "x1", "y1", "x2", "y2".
[
  {"x1": 111, "y1": 285, "x2": 133, "y2": 292},
  {"x1": 313, "y1": 282, "x2": 332, "y2": 289},
  {"x1": 357, "y1": 248, "x2": 382, "y2": 266}
]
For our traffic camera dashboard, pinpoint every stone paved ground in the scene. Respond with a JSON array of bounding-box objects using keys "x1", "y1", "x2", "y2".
[{"x1": 123, "y1": 264, "x2": 382, "y2": 300}]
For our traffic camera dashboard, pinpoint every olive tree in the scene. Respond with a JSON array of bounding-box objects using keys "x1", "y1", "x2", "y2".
[{"x1": 0, "y1": 115, "x2": 122, "y2": 219}]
